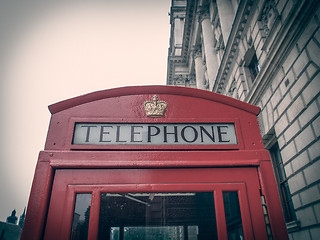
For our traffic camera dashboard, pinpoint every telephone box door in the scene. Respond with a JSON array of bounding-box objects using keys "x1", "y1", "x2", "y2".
[{"x1": 44, "y1": 167, "x2": 268, "y2": 240}]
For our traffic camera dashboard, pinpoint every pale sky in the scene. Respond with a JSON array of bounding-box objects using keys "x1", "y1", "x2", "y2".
[{"x1": 0, "y1": 0, "x2": 171, "y2": 221}]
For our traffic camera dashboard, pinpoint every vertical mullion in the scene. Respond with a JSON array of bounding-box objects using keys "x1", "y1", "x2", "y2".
[
  {"x1": 237, "y1": 188, "x2": 257, "y2": 240},
  {"x1": 88, "y1": 190, "x2": 101, "y2": 240},
  {"x1": 214, "y1": 189, "x2": 228, "y2": 240},
  {"x1": 61, "y1": 186, "x2": 76, "y2": 240}
]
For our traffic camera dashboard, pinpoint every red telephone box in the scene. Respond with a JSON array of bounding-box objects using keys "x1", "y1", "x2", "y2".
[{"x1": 21, "y1": 86, "x2": 288, "y2": 240}]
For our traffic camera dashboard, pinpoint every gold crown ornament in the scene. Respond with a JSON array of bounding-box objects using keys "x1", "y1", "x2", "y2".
[{"x1": 144, "y1": 95, "x2": 168, "y2": 117}]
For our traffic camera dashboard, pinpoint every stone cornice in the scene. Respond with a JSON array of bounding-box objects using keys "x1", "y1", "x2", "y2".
[
  {"x1": 167, "y1": 0, "x2": 198, "y2": 85},
  {"x1": 169, "y1": 5, "x2": 187, "y2": 24},
  {"x1": 166, "y1": 55, "x2": 184, "y2": 85},
  {"x1": 245, "y1": 0, "x2": 319, "y2": 105},
  {"x1": 167, "y1": 2, "x2": 188, "y2": 86},
  {"x1": 213, "y1": 0, "x2": 254, "y2": 93},
  {"x1": 181, "y1": 0, "x2": 197, "y2": 61}
]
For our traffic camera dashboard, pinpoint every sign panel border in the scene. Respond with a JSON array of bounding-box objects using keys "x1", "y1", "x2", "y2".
[{"x1": 66, "y1": 117, "x2": 244, "y2": 150}]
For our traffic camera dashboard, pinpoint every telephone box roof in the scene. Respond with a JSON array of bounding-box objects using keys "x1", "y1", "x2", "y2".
[{"x1": 48, "y1": 85, "x2": 260, "y2": 115}]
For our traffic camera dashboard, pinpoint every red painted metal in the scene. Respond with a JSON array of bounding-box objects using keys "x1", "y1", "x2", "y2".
[
  {"x1": 21, "y1": 86, "x2": 288, "y2": 240},
  {"x1": 44, "y1": 169, "x2": 263, "y2": 240},
  {"x1": 48, "y1": 86, "x2": 260, "y2": 115},
  {"x1": 21, "y1": 160, "x2": 53, "y2": 240},
  {"x1": 258, "y1": 160, "x2": 289, "y2": 238},
  {"x1": 44, "y1": 86, "x2": 263, "y2": 151}
]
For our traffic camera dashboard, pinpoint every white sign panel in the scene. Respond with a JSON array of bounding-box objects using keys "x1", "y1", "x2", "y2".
[{"x1": 72, "y1": 123, "x2": 238, "y2": 145}]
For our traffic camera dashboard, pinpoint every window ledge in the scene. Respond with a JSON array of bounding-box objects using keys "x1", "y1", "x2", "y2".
[{"x1": 286, "y1": 220, "x2": 301, "y2": 233}]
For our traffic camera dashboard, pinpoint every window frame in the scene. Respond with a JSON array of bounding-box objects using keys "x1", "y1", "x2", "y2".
[{"x1": 268, "y1": 143, "x2": 296, "y2": 223}]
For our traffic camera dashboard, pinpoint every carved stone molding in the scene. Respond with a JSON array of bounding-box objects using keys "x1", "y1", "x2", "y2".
[
  {"x1": 196, "y1": 4, "x2": 211, "y2": 23},
  {"x1": 246, "y1": 0, "x2": 318, "y2": 104},
  {"x1": 173, "y1": 74, "x2": 190, "y2": 86},
  {"x1": 260, "y1": 0, "x2": 279, "y2": 36},
  {"x1": 213, "y1": 0, "x2": 254, "y2": 93},
  {"x1": 198, "y1": 11, "x2": 210, "y2": 23},
  {"x1": 192, "y1": 45, "x2": 202, "y2": 59}
]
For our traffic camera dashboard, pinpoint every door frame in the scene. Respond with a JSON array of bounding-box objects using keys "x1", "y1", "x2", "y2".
[{"x1": 44, "y1": 168, "x2": 268, "y2": 240}]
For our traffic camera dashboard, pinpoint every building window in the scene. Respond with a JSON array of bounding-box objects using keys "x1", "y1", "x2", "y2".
[
  {"x1": 248, "y1": 53, "x2": 260, "y2": 81},
  {"x1": 269, "y1": 143, "x2": 296, "y2": 223},
  {"x1": 242, "y1": 47, "x2": 260, "y2": 90}
]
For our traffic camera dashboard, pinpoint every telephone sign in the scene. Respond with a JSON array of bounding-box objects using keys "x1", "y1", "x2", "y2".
[{"x1": 73, "y1": 123, "x2": 237, "y2": 145}]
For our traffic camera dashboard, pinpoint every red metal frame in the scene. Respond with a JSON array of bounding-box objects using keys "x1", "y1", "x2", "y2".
[
  {"x1": 21, "y1": 86, "x2": 288, "y2": 240},
  {"x1": 44, "y1": 168, "x2": 265, "y2": 240}
]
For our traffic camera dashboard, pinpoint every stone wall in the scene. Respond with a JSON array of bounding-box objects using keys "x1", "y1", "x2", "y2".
[
  {"x1": 167, "y1": 1, "x2": 320, "y2": 237},
  {"x1": 232, "y1": 1, "x2": 320, "y2": 238}
]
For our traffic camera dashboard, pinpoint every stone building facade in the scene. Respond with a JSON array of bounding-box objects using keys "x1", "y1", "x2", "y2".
[{"x1": 167, "y1": 0, "x2": 320, "y2": 239}]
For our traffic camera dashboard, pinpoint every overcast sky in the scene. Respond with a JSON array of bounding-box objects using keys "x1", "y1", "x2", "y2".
[{"x1": 0, "y1": 0, "x2": 170, "y2": 221}]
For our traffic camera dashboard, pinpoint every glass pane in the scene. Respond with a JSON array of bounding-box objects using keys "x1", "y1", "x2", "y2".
[
  {"x1": 98, "y1": 192, "x2": 217, "y2": 240},
  {"x1": 123, "y1": 226, "x2": 184, "y2": 239},
  {"x1": 223, "y1": 192, "x2": 245, "y2": 240},
  {"x1": 277, "y1": 164, "x2": 286, "y2": 182},
  {"x1": 281, "y1": 182, "x2": 296, "y2": 222},
  {"x1": 71, "y1": 193, "x2": 92, "y2": 240},
  {"x1": 110, "y1": 227, "x2": 119, "y2": 240}
]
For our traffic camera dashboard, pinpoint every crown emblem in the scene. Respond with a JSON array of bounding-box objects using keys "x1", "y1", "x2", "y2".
[{"x1": 144, "y1": 95, "x2": 168, "y2": 117}]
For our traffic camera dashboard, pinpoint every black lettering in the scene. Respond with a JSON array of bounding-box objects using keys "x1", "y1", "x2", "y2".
[
  {"x1": 81, "y1": 125, "x2": 97, "y2": 142},
  {"x1": 217, "y1": 126, "x2": 230, "y2": 142},
  {"x1": 163, "y1": 126, "x2": 178, "y2": 143},
  {"x1": 99, "y1": 126, "x2": 113, "y2": 142},
  {"x1": 131, "y1": 126, "x2": 143, "y2": 142},
  {"x1": 148, "y1": 126, "x2": 160, "y2": 142},
  {"x1": 200, "y1": 126, "x2": 215, "y2": 142},
  {"x1": 181, "y1": 126, "x2": 198, "y2": 143},
  {"x1": 116, "y1": 126, "x2": 127, "y2": 142}
]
